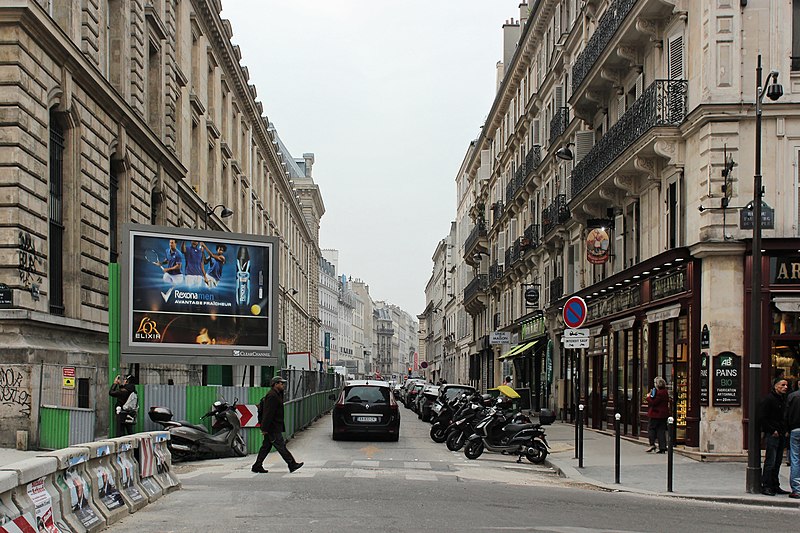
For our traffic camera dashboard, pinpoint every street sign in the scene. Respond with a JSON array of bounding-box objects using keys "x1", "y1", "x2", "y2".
[
  {"x1": 562, "y1": 338, "x2": 589, "y2": 349},
  {"x1": 563, "y1": 328, "x2": 589, "y2": 338},
  {"x1": 235, "y1": 404, "x2": 260, "y2": 427},
  {"x1": 563, "y1": 296, "x2": 588, "y2": 329},
  {"x1": 490, "y1": 331, "x2": 511, "y2": 345},
  {"x1": 63, "y1": 367, "x2": 75, "y2": 389}
]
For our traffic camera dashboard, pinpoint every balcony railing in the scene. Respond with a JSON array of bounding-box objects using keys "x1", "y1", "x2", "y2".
[
  {"x1": 464, "y1": 219, "x2": 487, "y2": 256},
  {"x1": 512, "y1": 238, "x2": 522, "y2": 264},
  {"x1": 571, "y1": 0, "x2": 637, "y2": 93},
  {"x1": 489, "y1": 262, "x2": 504, "y2": 285},
  {"x1": 505, "y1": 245, "x2": 514, "y2": 268},
  {"x1": 523, "y1": 223, "x2": 540, "y2": 252},
  {"x1": 492, "y1": 201, "x2": 505, "y2": 225},
  {"x1": 464, "y1": 274, "x2": 489, "y2": 303},
  {"x1": 505, "y1": 164, "x2": 528, "y2": 203},
  {"x1": 525, "y1": 145, "x2": 542, "y2": 177},
  {"x1": 549, "y1": 107, "x2": 569, "y2": 146},
  {"x1": 542, "y1": 194, "x2": 569, "y2": 235},
  {"x1": 570, "y1": 79, "x2": 688, "y2": 199},
  {"x1": 549, "y1": 276, "x2": 564, "y2": 304}
]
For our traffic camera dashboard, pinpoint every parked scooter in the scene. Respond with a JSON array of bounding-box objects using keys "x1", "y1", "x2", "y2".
[
  {"x1": 149, "y1": 398, "x2": 248, "y2": 461},
  {"x1": 463, "y1": 403, "x2": 554, "y2": 464},
  {"x1": 429, "y1": 393, "x2": 469, "y2": 443},
  {"x1": 445, "y1": 394, "x2": 496, "y2": 451}
]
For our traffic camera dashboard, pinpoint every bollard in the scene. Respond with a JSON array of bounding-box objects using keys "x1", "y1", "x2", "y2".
[
  {"x1": 578, "y1": 404, "x2": 585, "y2": 468},
  {"x1": 667, "y1": 416, "x2": 674, "y2": 492},
  {"x1": 614, "y1": 413, "x2": 621, "y2": 484},
  {"x1": 574, "y1": 403, "x2": 579, "y2": 459}
]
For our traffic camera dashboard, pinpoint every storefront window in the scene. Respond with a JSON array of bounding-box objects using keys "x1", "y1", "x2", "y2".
[{"x1": 771, "y1": 306, "x2": 800, "y2": 387}]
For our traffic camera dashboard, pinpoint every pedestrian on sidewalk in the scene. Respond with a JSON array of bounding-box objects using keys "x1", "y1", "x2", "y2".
[
  {"x1": 251, "y1": 376, "x2": 304, "y2": 474},
  {"x1": 759, "y1": 377, "x2": 789, "y2": 495},
  {"x1": 784, "y1": 380, "x2": 800, "y2": 498},
  {"x1": 109, "y1": 374, "x2": 137, "y2": 436},
  {"x1": 645, "y1": 377, "x2": 669, "y2": 453}
]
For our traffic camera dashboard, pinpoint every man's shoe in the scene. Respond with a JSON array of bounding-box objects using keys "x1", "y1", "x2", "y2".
[
  {"x1": 762, "y1": 488, "x2": 776, "y2": 496},
  {"x1": 775, "y1": 487, "x2": 791, "y2": 495},
  {"x1": 789, "y1": 493, "x2": 800, "y2": 499},
  {"x1": 289, "y1": 462, "x2": 304, "y2": 473},
  {"x1": 251, "y1": 466, "x2": 268, "y2": 473}
]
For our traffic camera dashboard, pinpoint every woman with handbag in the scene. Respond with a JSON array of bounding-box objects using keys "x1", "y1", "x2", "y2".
[
  {"x1": 645, "y1": 376, "x2": 670, "y2": 453},
  {"x1": 109, "y1": 374, "x2": 138, "y2": 435}
]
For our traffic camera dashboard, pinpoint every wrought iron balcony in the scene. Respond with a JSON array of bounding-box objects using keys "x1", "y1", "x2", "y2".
[
  {"x1": 549, "y1": 276, "x2": 564, "y2": 305},
  {"x1": 525, "y1": 145, "x2": 542, "y2": 177},
  {"x1": 464, "y1": 274, "x2": 488, "y2": 303},
  {"x1": 570, "y1": 79, "x2": 688, "y2": 199},
  {"x1": 542, "y1": 194, "x2": 569, "y2": 235},
  {"x1": 505, "y1": 246, "x2": 514, "y2": 268},
  {"x1": 489, "y1": 262, "x2": 504, "y2": 285},
  {"x1": 522, "y1": 223, "x2": 540, "y2": 252},
  {"x1": 571, "y1": 0, "x2": 637, "y2": 93},
  {"x1": 464, "y1": 219, "x2": 487, "y2": 257},
  {"x1": 549, "y1": 107, "x2": 570, "y2": 146}
]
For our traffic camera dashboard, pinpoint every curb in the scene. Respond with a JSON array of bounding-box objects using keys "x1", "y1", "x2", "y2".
[{"x1": 544, "y1": 457, "x2": 800, "y2": 508}]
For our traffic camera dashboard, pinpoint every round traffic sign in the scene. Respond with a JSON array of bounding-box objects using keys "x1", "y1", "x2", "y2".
[{"x1": 563, "y1": 296, "x2": 588, "y2": 329}]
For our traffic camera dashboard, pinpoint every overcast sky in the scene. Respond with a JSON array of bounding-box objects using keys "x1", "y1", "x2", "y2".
[{"x1": 221, "y1": 1, "x2": 520, "y2": 316}]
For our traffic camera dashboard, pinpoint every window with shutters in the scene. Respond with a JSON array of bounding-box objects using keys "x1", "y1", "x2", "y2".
[
  {"x1": 665, "y1": 177, "x2": 684, "y2": 249},
  {"x1": 667, "y1": 34, "x2": 685, "y2": 80},
  {"x1": 613, "y1": 213, "x2": 625, "y2": 273},
  {"x1": 625, "y1": 201, "x2": 640, "y2": 267},
  {"x1": 574, "y1": 131, "x2": 595, "y2": 164},
  {"x1": 49, "y1": 109, "x2": 65, "y2": 316}
]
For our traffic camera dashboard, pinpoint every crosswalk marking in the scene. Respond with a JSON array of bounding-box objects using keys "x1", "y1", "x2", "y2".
[
  {"x1": 405, "y1": 472, "x2": 438, "y2": 481},
  {"x1": 404, "y1": 461, "x2": 431, "y2": 469},
  {"x1": 345, "y1": 469, "x2": 377, "y2": 478},
  {"x1": 352, "y1": 460, "x2": 379, "y2": 467}
]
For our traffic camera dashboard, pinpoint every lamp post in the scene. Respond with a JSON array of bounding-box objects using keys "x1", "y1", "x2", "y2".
[
  {"x1": 746, "y1": 54, "x2": 783, "y2": 494},
  {"x1": 203, "y1": 203, "x2": 233, "y2": 229}
]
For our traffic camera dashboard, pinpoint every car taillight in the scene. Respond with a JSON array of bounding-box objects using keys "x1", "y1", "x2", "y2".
[
  {"x1": 390, "y1": 394, "x2": 398, "y2": 410},
  {"x1": 335, "y1": 393, "x2": 344, "y2": 409}
]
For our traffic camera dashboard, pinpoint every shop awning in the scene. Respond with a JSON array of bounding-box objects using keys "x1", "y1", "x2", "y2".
[{"x1": 499, "y1": 339, "x2": 540, "y2": 360}]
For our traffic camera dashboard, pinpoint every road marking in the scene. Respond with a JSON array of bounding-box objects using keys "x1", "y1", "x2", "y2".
[
  {"x1": 222, "y1": 471, "x2": 259, "y2": 479},
  {"x1": 345, "y1": 470, "x2": 376, "y2": 478},
  {"x1": 352, "y1": 460, "x2": 379, "y2": 467},
  {"x1": 404, "y1": 461, "x2": 431, "y2": 469}
]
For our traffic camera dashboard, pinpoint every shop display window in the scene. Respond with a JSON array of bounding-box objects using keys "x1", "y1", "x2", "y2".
[{"x1": 771, "y1": 305, "x2": 800, "y2": 387}]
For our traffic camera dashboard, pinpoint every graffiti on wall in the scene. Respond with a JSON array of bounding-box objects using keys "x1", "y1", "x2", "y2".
[
  {"x1": 18, "y1": 230, "x2": 42, "y2": 300},
  {"x1": 0, "y1": 365, "x2": 31, "y2": 417}
]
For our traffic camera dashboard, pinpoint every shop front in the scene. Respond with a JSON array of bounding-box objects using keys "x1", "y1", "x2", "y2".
[
  {"x1": 503, "y1": 313, "x2": 549, "y2": 412},
  {"x1": 571, "y1": 249, "x2": 700, "y2": 446}
]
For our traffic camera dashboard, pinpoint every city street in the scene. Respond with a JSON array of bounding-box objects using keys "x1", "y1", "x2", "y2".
[{"x1": 108, "y1": 410, "x2": 796, "y2": 533}]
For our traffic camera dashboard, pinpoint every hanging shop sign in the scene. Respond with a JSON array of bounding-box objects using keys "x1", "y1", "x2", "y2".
[
  {"x1": 712, "y1": 352, "x2": 740, "y2": 406},
  {"x1": 490, "y1": 331, "x2": 512, "y2": 345},
  {"x1": 586, "y1": 228, "x2": 610, "y2": 265},
  {"x1": 546, "y1": 340, "x2": 553, "y2": 385},
  {"x1": 700, "y1": 324, "x2": 710, "y2": 349},
  {"x1": 521, "y1": 314, "x2": 546, "y2": 341},
  {"x1": 524, "y1": 286, "x2": 540, "y2": 307},
  {"x1": 699, "y1": 352, "x2": 709, "y2": 405}
]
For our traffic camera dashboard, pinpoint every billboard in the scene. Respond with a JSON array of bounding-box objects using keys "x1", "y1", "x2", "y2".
[{"x1": 121, "y1": 224, "x2": 278, "y2": 365}]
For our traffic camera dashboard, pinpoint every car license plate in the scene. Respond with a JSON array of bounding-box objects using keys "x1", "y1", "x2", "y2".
[{"x1": 355, "y1": 416, "x2": 378, "y2": 423}]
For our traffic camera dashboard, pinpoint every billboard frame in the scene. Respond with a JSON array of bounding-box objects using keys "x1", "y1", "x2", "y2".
[{"x1": 120, "y1": 223, "x2": 279, "y2": 365}]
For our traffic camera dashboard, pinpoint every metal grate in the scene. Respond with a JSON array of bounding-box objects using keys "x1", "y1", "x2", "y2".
[{"x1": 48, "y1": 112, "x2": 65, "y2": 315}]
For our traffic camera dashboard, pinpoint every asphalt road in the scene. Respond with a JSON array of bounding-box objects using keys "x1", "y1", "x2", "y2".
[{"x1": 108, "y1": 407, "x2": 797, "y2": 533}]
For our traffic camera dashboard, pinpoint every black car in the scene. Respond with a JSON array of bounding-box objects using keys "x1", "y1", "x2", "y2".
[{"x1": 331, "y1": 380, "x2": 400, "y2": 441}]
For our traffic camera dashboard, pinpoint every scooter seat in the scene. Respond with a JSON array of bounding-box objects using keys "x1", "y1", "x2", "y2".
[
  {"x1": 179, "y1": 421, "x2": 209, "y2": 433},
  {"x1": 503, "y1": 423, "x2": 538, "y2": 433}
]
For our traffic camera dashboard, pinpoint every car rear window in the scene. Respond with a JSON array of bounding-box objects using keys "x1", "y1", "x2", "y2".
[
  {"x1": 344, "y1": 386, "x2": 389, "y2": 404},
  {"x1": 444, "y1": 388, "x2": 473, "y2": 401}
]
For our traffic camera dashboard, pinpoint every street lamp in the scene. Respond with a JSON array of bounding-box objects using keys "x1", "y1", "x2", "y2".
[
  {"x1": 746, "y1": 54, "x2": 782, "y2": 494},
  {"x1": 204, "y1": 203, "x2": 233, "y2": 229}
]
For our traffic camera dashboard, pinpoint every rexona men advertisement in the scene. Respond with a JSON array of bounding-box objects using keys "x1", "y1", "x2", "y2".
[{"x1": 121, "y1": 224, "x2": 279, "y2": 365}]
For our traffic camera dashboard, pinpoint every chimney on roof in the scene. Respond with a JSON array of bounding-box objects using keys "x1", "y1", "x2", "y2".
[
  {"x1": 519, "y1": 3, "x2": 529, "y2": 26},
  {"x1": 502, "y1": 17, "x2": 520, "y2": 77}
]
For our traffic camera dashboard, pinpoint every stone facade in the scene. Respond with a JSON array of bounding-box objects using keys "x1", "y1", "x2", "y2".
[{"x1": 0, "y1": 0, "x2": 321, "y2": 445}]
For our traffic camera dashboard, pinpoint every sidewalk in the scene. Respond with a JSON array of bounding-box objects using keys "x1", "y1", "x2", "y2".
[{"x1": 544, "y1": 422, "x2": 798, "y2": 507}]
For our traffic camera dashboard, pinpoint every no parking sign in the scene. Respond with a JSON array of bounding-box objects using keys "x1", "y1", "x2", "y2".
[{"x1": 563, "y1": 296, "x2": 587, "y2": 329}]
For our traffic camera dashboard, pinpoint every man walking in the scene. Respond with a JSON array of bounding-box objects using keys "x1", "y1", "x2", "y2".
[
  {"x1": 786, "y1": 380, "x2": 800, "y2": 498},
  {"x1": 759, "y1": 377, "x2": 789, "y2": 495},
  {"x1": 251, "y1": 376, "x2": 304, "y2": 474}
]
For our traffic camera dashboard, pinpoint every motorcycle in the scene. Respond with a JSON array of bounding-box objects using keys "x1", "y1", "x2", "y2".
[
  {"x1": 429, "y1": 393, "x2": 469, "y2": 443},
  {"x1": 148, "y1": 398, "x2": 248, "y2": 461},
  {"x1": 444, "y1": 394, "x2": 496, "y2": 451},
  {"x1": 463, "y1": 404, "x2": 554, "y2": 464}
]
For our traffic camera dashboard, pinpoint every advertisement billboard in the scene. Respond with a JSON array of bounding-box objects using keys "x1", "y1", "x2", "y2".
[{"x1": 121, "y1": 224, "x2": 278, "y2": 365}]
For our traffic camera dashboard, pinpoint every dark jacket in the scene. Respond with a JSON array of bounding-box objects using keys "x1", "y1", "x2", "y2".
[
  {"x1": 785, "y1": 390, "x2": 800, "y2": 431},
  {"x1": 109, "y1": 383, "x2": 135, "y2": 410},
  {"x1": 646, "y1": 387, "x2": 670, "y2": 419},
  {"x1": 259, "y1": 388, "x2": 285, "y2": 434},
  {"x1": 759, "y1": 390, "x2": 787, "y2": 435}
]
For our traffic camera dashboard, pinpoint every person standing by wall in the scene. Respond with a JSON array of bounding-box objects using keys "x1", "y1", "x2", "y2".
[
  {"x1": 645, "y1": 377, "x2": 670, "y2": 454},
  {"x1": 251, "y1": 376, "x2": 304, "y2": 474},
  {"x1": 785, "y1": 380, "x2": 800, "y2": 499},
  {"x1": 759, "y1": 377, "x2": 789, "y2": 495},
  {"x1": 109, "y1": 374, "x2": 137, "y2": 436}
]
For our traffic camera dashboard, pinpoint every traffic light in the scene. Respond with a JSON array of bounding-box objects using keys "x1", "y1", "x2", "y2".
[{"x1": 407, "y1": 367, "x2": 412, "y2": 376}]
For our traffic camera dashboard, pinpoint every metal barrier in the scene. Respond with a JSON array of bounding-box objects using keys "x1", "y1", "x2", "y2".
[{"x1": 0, "y1": 431, "x2": 177, "y2": 532}]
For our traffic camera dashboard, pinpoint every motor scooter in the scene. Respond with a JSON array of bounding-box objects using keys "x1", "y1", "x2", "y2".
[
  {"x1": 429, "y1": 393, "x2": 469, "y2": 443},
  {"x1": 148, "y1": 398, "x2": 248, "y2": 461},
  {"x1": 463, "y1": 403, "x2": 554, "y2": 464}
]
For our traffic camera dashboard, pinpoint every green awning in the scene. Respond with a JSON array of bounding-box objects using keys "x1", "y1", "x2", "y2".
[{"x1": 499, "y1": 340, "x2": 540, "y2": 360}]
